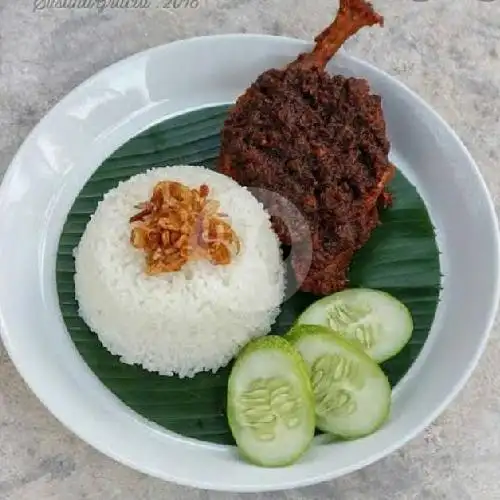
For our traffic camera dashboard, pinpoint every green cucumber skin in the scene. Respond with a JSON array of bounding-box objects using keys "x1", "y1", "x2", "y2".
[
  {"x1": 287, "y1": 325, "x2": 392, "y2": 440},
  {"x1": 295, "y1": 288, "x2": 414, "y2": 364},
  {"x1": 233, "y1": 427, "x2": 314, "y2": 469},
  {"x1": 287, "y1": 324, "x2": 368, "y2": 357},
  {"x1": 324, "y1": 404, "x2": 391, "y2": 441},
  {"x1": 227, "y1": 336, "x2": 316, "y2": 467}
]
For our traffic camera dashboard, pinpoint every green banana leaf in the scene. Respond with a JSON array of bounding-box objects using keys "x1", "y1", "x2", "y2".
[{"x1": 56, "y1": 105, "x2": 441, "y2": 445}]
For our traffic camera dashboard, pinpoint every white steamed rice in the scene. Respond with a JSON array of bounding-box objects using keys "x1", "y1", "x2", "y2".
[{"x1": 74, "y1": 165, "x2": 285, "y2": 378}]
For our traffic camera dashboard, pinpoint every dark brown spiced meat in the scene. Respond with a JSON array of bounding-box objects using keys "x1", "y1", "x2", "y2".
[{"x1": 218, "y1": 0, "x2": 395, "y2": 295}]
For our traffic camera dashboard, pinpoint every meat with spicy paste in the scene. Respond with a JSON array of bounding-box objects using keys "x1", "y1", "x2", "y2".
[{"x1": 218, "y1": 0, "x2": 394, "y2": 295}]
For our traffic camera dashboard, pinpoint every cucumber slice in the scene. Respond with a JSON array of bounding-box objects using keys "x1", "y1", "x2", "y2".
[
  {"x1": 227, "y1": 336, "x2": 316, "y2": 467},
  {"x1": 296, "y1": 288, "x2": 413, "y2": 363},
  {"x1": 287, "y1": 325, "x2": 391, "y2": 439}
]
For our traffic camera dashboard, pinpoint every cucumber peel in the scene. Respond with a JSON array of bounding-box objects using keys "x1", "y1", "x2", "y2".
[
  {"x1": 227, "y1": 336, "x2": 316, "y2": 467},
  {"x1": 287, "y1": 325, "x2": 392, "y2": 439},
  {"x1": 295, "y1": 288, "x2": 414, "y2": 363}
]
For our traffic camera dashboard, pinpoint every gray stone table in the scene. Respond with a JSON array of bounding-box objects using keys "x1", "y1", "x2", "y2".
[{"x1": 1, "y1": 0, "x2": 500, "y2": 498}]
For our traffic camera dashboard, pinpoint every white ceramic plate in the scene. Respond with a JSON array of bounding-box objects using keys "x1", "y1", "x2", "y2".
[{"x1": 0, "y1": 35, "x2": 499, "y2": 493}]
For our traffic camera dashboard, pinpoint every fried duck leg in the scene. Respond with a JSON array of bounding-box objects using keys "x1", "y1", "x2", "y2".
[
  {"x1": 293, "y1": 0, "x2": 383, "y2": 70},
  {"x1": 218, "y1": 0, "x2": 394, "y2": 295}
]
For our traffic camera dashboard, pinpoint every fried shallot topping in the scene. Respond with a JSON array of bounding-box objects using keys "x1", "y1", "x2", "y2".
[{"x1": 129, "y1": 180, "x2": 240, "y2": 275}]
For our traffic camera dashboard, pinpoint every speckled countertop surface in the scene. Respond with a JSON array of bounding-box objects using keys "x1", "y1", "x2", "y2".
[{"x1": 1, "y1": 0, "x2": 500, "y2": 498}]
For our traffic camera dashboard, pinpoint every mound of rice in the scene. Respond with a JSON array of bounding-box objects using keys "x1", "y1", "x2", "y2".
[{"x1": 74, "y1": 165, "x2": 285, "y2": 378}]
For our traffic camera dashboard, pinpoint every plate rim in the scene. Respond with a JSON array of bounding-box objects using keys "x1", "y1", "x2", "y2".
[{"x1": 0, "y1": 33, "x2": 499, "y2": 492}]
